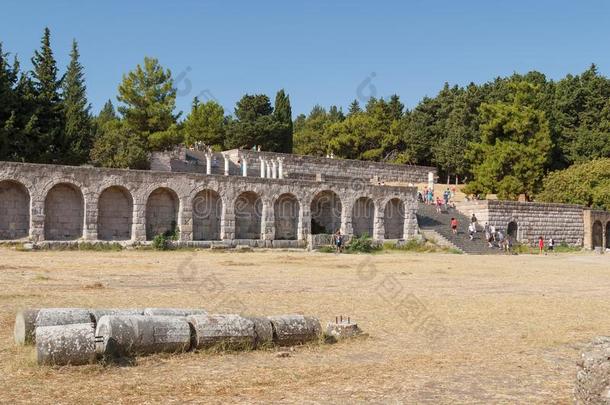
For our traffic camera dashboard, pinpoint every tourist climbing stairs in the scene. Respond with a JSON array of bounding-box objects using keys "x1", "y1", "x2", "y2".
[{"x1": 416, "y1": 202, "x2": 503, "y2": 255}]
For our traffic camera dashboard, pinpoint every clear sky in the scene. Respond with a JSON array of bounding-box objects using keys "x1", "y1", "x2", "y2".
[{"x1": 1, "y1": 0, "x2": 609, "y2": 117}]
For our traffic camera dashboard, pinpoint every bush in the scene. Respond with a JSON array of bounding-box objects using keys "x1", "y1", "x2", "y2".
[
  {"x1": 346, "y1": 234, "x2": 380, "y2": 253},
  {"x1": 152, "y1": 227, "x2": 178, "y2": 251}
]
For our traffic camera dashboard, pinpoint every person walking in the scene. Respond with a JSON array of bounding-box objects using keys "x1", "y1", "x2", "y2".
[
  {"x1": 538, "y1": 236, "x2": 544, "y2": 255},
  {"x1": 427, "y1": 189, "x2": 433, "y2": 205},
  {"x1": 548, "y1": 237, "x2": 555, "y2": 253},
  {"x1": 435, "y1": 197, "x2": 443, "y2": 213},
  {"x1": 450, "y1": 217, "x2": 458, "y2": 235},
  {"x1": 468, "y1": 222, "x2": 476, "y2": 241},
  {"x1": 333, "y1": 230, "x2": 343, "y2": 253},
  {"x1": 470, "y1": 213, "x2": 478, "y2": 232}
]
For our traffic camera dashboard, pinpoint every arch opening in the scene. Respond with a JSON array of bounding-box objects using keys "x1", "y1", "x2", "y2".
[
  {"x1": 44, "y1": 183, "x2": 84, "y2": 240},
  {"x1": 274, "y1": 193, "x2": 299, "y2": 240},
  {"x1": 146, "y1": 187, "x2": 179, "y2": 240},
  {"x1": 234, "y1": 191, "x2": 262, "y2": 239},
  {"x1": 310, "y1": 190, "x2": 342, "y2": 235},
  {"x1": 507, "y1": 221, "x2": 518, "y2": 240},
  {"x1": 352, "y1": 197, "x2": 374, "y2": 238},
  {"x1": 0, "y1": 180, "x2": 30, "y2": 240},
  {"x1": 193, "y1": 189, "x2": 222, "y2": 241},
  {"x1": 98, "y1": 186, "x2": 133, "y2": 241},
  {"x1": 384, "y1": 198, "x2": 404, "y2": 239},
  {"x1": 592, "y1": 220, "x2": 603, "y2": 248},
  {"x1": 606, "y1": 222, "x2": 610, "y2": 249}
]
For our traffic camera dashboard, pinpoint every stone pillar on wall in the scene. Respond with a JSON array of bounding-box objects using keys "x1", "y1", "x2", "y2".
[
  {"x1": 223, "y1": 154, "x2": 230, "y2": 176},
  {"x1": 403, "y1": 199, "x2": 419, "y2": 239},
  {"x1": 373, "y1": 201, "x2": 384, "y2": 241},
  {"x1": 220, "y1": 197, "x2": 235, "y2": 240},
  {"x1": 266, "y1": 160, "x2": 272, "y2": 179},
  {"x1": 341, "y1": 201, "x2": 353, "y2": 237},
  {"x1": 259, "y1": 157, "x2": 265, "y2": 178},
  {"x1": 83, "y1": 192, "x2": 98, "y2": 241},
  {"x1": 261, "y1": 198, "x2": 274, "y2": 240},
  {"x1": 242, "y1": 157, "x2": 248, "y2": 177},
  {"x1": 271, "y1": 160, "x2": 277, "y2": 179},
  {"x1": 278, "y1": 158, "x2": 284, "y2": 179},
  {"x1": 179, "y1": 196, "x2": 193, "y2": 241},
  {"x1": 205, "y1": 152, "x2": 212, "y2": 175},
  {"x1": 132, "y1": 199, "x2": 147, "y2": 242},
  {"x1": 298, "y1": 200, "x2": 309, "y2": 240},
  {"x1": 29, "y1": 194, "x2": 45, "y2": 242},
  {"x1": 428, "y1": 171, "x2": 435, "y2": 191}
]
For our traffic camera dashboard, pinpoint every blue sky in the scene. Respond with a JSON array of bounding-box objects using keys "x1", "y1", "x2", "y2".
[{"x1": 1, "y1": 0, "x2": 609, "y2": 117}]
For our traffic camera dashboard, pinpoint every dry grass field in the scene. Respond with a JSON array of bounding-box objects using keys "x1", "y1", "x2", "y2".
[{"x1": 0, "y1": 248, "x2": 609, "y2": 404}]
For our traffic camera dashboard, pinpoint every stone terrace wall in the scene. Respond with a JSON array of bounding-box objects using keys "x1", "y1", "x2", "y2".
[
  {"x1": 457, "y1": 200, "x2": 585, "y2": 246},
  {"x1": 0, "y1": 161, "x2": 419, "y2": 245}
]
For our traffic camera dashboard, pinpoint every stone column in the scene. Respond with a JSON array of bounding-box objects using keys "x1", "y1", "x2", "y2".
[
  {"x1": 266, "y1": 160, "x2": 272, "y2": 179},
  {"x1": 259, "y1": 157, "x2": 265, "y2": 178},
  {"x1": 220, "y1": 197, "x2": 235, "y2": 240},
  {"x1": 83, "y1": 192, "x2": 98, "y2": 241},
  {"x1": 261, "y1": 199, "x2": 274, "y2": 241},
  {"x1": 29, "y1": 195, "x2": 45, "y2": 242},
  {"x1": 271, "y1": 160, "x2": 277, "y2": 179},
  {"x1": 205, "y1": 152, "x2": 212, "y2": 175},
  {"x1": 373, "y1": 201, "x2": 385, "y2": 241},
  {"x1": 132, "y1": 198, "x2": 147, "y2": 242},
  {"x1": 403, "y1": 198, "x2": 419, "y2": 239},
  {"x1": 341, "y1": 202, "x2": 352, "y2": 237},
  {"x1": 278, "y1": 157, "x2": 284, "y2": 179},
  {"x1": 428, "y1": 171, "x2": 435, "y2": 192},
  {"x1": 242, "y1": 157, "x2": 248, "y2": 177},
  {"x1": 298, "y1": 201, "x2": 310, "y2": 240},
  {"x1": 223, "y1": 154, "x2": 230, "y2": 176},
  {"x1": 179, "y1": 196, "x2": 193, "y2": 241}
]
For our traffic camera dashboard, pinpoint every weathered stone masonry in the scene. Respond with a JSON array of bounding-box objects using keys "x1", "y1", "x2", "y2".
[{"x1": 0, "y1": 161, "x2": 419, "y2": 245}]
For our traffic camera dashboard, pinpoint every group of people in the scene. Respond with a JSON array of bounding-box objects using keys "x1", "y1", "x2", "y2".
[{"x1": 419, "y1": 186, "x2": 457, "y2": 213}]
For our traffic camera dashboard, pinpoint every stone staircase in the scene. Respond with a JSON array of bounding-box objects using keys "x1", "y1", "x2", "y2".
[{"x1": 416, "y1": 202, "x2": 503, "y2": 255}]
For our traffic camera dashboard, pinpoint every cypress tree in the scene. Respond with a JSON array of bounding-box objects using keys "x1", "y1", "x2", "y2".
[
  {"x1": 348, "y1": 99, "x2": 361, "y2": 116},
  {"x1": 273, "y1": 89, "x2": 293, "y2": 152},
  {"x1": 30, "y1": 27, "x2": 63, "y2": 163},
  {"x1": 62, "y1": 39, "x2": 92, "y2": 164}
]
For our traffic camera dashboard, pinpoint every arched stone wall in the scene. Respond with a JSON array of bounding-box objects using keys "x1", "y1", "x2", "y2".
[
  {"x1": 592, "y1": 221, "x2": 603, "y2": 248},
  {"x1": 235, "y1": 191, "x2": 263, "y2": 239},
  {"x1": 606, "y1": 222, "x2": 610, "y2": 249},
  {"x1": 44, "y1": 183, "x2": 84, "y2": 240},
  {"x1": 274, "y1": 193, "x2": 299, "y2": 240},
  {"x1": 193, "y1": 189, "x2": 222, "y2": 240},
  {"x1": 146, "y1": 187, "x2": 179, "y2": 240},
  {"x1": 384, "y1": 198, "x2": 404, "y2": 239},
  {"x1": 352, "y1": 197, "x2": 374, "y2": 237},
  {"x1": 310, "y1": 190, "x2": 342, "y2": 234},
  {"x1": 0, "y1": 180, "x2": 30, "y2": 240},
  {"x1": 98, "y1": 186, "x2": 133, "y2": 241}
]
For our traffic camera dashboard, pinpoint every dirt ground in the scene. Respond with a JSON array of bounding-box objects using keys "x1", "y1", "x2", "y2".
[{"x1": 0, "y1": 248, "x2": 609, "y2": 404}]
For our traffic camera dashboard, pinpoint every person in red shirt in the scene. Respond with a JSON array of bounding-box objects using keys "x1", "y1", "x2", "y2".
[
  {"x1": 450, "y1": 217, "x2": 458, "y2": 235},
  {"x1": 538, "y1": 236, "x2": 544, "y2": 254}
]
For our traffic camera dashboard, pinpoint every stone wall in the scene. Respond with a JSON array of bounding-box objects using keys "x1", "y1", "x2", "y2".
[
  {"x1": 583, "y1": 209, "x2": 610, "y2": 250},
  {"x1": 0, "y1": 161, "x2": 418, "y2": 245},
  {"x1": 456, "y1": 200, "x2": 585, "y2": 246}
]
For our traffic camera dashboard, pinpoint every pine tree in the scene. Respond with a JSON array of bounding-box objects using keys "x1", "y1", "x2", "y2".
[
  {"x1": 30, "y1": 27, "x2": 63, "y2": 163},
  {"x1": 388, "y1": 94, "x2": 404, "y2": 121},
  {"x1": 0, "y1": 43, "x2": 19, "y2": 160},
  {"x1": 273, "y1": 89, "x2": 293, "y2": 152},
  {"x1": 62, "y1": 39, "x2": 92, "y2": 164},
  {"x1": 348, "y1": 99, "x2": 361, "y2": 116}
]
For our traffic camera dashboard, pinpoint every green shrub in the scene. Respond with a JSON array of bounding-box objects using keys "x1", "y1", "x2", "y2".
[
  {"x1": 317, "y1": 246, "x2": 336, "y2": 253},
  {"x1": 152, "y1": 234, "x2": 173, "y2": 250},
  {"x1": 346, "y1": 233, "x2": 381, "y2": 253}
]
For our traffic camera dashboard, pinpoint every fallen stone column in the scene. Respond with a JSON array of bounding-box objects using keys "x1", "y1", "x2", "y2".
[
  {"x1": 36, "y1": 323, "x2": 96, "y2": 366},
  {"x1": 187, "y1": 314, "x2": 255, "y2": 350},
  {"x1": 143, "y1": 308, "x2": 207, "y2": 317},
  {"x1": 246, "y1": 316, "x2": 274, "y2": 348},
  {"x1": 14, "y1": 308, "x2": 40, "y2": 345},
  {"x1": 35, "y1": 308, "x2": 93, "y2": 328},
  {"x1": 575, "y1": 336, "x2": 610, "y2": 404},
  {"x1": 95, "y1": 315, "x2": 192, "y2": 358},
  {"x1": 267, "y1": 315, "x2": 322, "y2": 346},
  {"x1": 89, "y1": 308, "x2": 144, "y2": 325}
]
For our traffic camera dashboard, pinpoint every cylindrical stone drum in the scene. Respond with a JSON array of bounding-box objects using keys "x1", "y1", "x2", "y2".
[
  {"x1": 95, "y1": 315, "x2": 192, "y2": 358},
  {"x1": 267, "y1": 315, "x2": 322, "y2": 346},
  {"x1": 36, "y1": 323, "x2": 96, "y2": 366},
  {"x1": 14, "y1": 308, "x2": 40, "y2": 345},
  {"x1": 89, "y1": 309, "x2": 144, "y2": 325},
  {"x1": 187, "y1": 314, "x2": 255, "y2": 350},
  {"x1": 35, "y1": 308, "x2": 93, "y2": 328},
  {"x1": 245, "y1": 316, "x2": 274, "y2": 348},
  {"x1": 143, "y1": 308, "x2": 207, "y2": 317}
]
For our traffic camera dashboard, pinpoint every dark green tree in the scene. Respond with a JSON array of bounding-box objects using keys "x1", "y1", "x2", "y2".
[
  {"x1": 61, "y1": 39, "x2": 92, "y2": 164},
  {"x1": 347, "y1": 99, "x2": 361, "y2": 116},
  {"x1": 273, "y1": 89, "x2": 293, "y2": 152},
  {"x1": 183, "y1": 97, "x2": 225, "y2": 149}
]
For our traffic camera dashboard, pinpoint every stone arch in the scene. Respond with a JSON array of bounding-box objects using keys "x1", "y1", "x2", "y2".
[
  {"x1": 274, "y1": 193, "x2": 299, "y2": 240},
  {"x1": 606, "y1": 222, "x2": 610, "y2": 249},
  {"x1": 507, "y1": 221, "x2": 518, "y2": 240},
  {"x1": 384, "y1": 198, "x2": 404, "y2": 239},
  {"x1": 235, "y1": 191, "x2": 263, "y2": 239},
  {"x1": 592, "y1": 220, "x2": 603, "y2": 248},
  {"x1": 193, "y1": 189, "x2": 222, "y2": 241},
  {"x1": 146, "y1": 187, "x2": 179, "y2": 240},
  {"x1": 98, "y1": 186, "x2": 133, "y2": 241},
  {"x1": 0, "y1": 180, "x2": 30, "y2": 240},
  {"x1": 310, "y1": 190, "x2": 342, "y2": 234},
  {"x1": 352, "y1": 197, "x2": 375, "y2": 238},
  {"x1": 44, "y1": 183, "x2": 84, "y2": 240}
]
